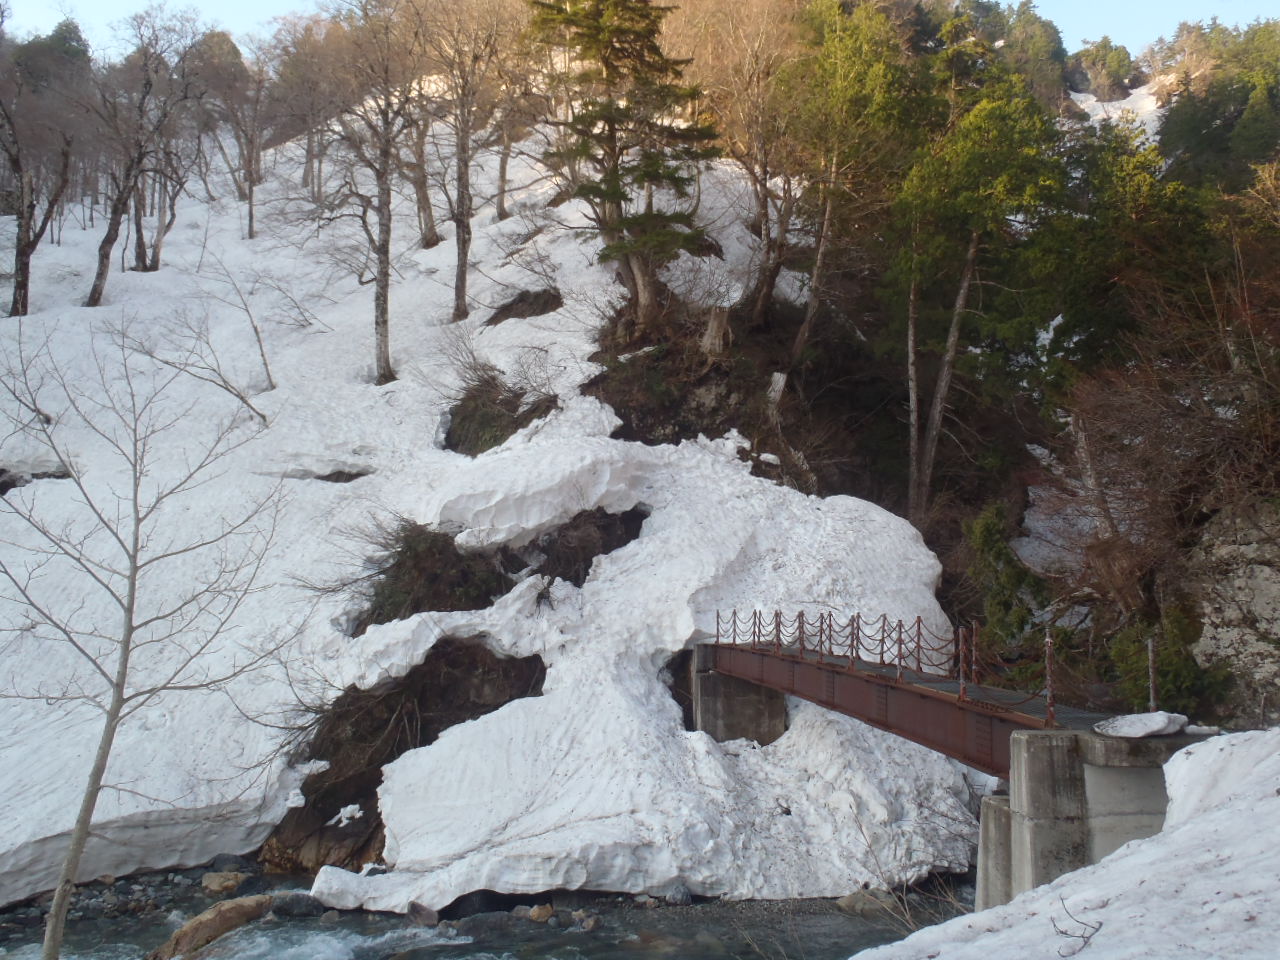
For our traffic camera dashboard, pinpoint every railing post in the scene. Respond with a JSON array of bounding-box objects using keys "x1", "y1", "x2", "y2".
[
  {"x1": 895, "y1": 620, "x2": 904, "y2": 681},
  {"x1": 773, "y1": 610, "x2": 782, "y2": 653},
  {"x1": 915, "y1": 617, "x2": 923, "y2": 671},
  {"x1": 798, "y1": 611, "x2": 806, "y2": 656},
  {"x1": 958, "y1": 626, "x2": 968, "y2": 701},
  {"x1": 1044, "y1": 624, "x2": 1057, "y2": 728}
]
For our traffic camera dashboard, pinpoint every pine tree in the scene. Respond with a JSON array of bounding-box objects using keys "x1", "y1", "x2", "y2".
[
  {"x1": 529, "y1": 0, "x2": 717, "y2": 340},
  {"x1": 1230, "y1": 76, "x2": 1280, "y2": 167}
]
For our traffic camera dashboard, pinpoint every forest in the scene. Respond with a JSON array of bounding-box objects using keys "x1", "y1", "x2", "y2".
[{"x1": 3, "y1": 0, "x2": 1278, "y2": 724}]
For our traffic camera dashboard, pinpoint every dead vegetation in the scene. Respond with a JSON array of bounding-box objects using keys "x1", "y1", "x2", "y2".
[
  {"x1": 443, "y1": 352, "x2": 559, "y2": 457},
  {"x1": 261, "y1": 636, "x2": 547, "y2": 874}
]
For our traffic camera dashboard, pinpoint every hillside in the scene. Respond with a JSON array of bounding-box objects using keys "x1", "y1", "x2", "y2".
[{"x1": 0, "y1": 132, "x2": 977, "y2": 910}]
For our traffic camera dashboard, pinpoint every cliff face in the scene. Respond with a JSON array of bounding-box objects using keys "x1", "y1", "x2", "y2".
[{"x1": 1194, "y1": 504, "x2": 1280, "y2": 729}]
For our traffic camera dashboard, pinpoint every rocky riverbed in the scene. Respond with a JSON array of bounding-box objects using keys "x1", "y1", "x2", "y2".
[{"x1": 0, "y1": 859, "x2": 974, "y2": 960}]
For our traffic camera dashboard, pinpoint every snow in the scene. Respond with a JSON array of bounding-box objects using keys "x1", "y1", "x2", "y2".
[
  {"x1": 0, "y1": 143, "x2": 974, "y2": 909},
  {"x1": 1093, "y1": 711, "x2": 1188, "y2": 738},
  {"x1": 856, "y1": 725, "x2": 1280, "y2": 960},
  {"x1": 1070, "y1": 83, "x2": 1166, "y2": 141}
]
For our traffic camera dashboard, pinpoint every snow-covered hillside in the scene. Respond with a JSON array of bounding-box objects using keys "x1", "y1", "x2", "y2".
[
  {"x1": 858, "y1": 725, "x2": 1280, "y2": 960},
  {"x1": 0, "y1": 139, "x2": 975, "y2": 910},
  {"x1": 1070, "y1": 82, "x2": 1166, "y2": 140}
]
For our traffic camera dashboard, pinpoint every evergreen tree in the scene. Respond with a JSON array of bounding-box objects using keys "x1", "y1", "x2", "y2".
[
  {"x1": 1230, "y1": 75, "x2": 1280, "y2": 166},
  {"x1": 529, "y1": 0, "x2": 717, "y2": 340}
]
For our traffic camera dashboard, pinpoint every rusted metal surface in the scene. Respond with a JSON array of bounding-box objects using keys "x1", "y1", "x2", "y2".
[
  {"x1": 707, "y1": 609, "x2": 1113, "y2": 778},
  {"x1": 711, "y1": 645, "x2": 1040, "y2": 776}
]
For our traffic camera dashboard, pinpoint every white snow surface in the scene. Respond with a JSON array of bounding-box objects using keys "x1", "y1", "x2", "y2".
[
  {"x1": 0, "y1": 143, "x2": 975, "y2": 909},
  {"x1": 1070, "y1": 83, "x2": 1166, "y2": 141},
  {"x1": 1093, "y1": 711, "x2": 1188, "y2": 738},
  {"x1": 857, "y1": 725, "x2": 1280, "y2": 960}
]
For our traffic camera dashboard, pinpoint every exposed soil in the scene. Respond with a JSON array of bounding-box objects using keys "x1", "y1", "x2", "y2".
[
  {"x1": 485, "y1": 288, "x2": 564, "y2": 326},
  {"x1": 260, "y1": 637, "x2": 546, "y2": 874},
  {"x1": 530, "y1": 506, "x2": 648, "y2": 588}
]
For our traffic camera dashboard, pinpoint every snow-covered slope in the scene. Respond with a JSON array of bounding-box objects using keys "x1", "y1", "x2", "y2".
[
  {"x1": 1070, "y1": 82, "x2": 1166, "y2": 140},
  {"x1": 857, "y1": 726, "x2": 1280, "y2": 960},
  {"x1": 0, "y1": 144, "x2": 975, "y2": 909}
]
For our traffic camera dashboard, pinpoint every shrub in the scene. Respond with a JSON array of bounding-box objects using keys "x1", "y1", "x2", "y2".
[
  {"x1": 351, "y1": 519, "x2": 512, "y2": 636},
  {"x1": 444, "y1": 361, "x2": 557, "y2": 456},
  {"x1": 1110, "y1": 607, "x2": 1232, "y2": 716}
]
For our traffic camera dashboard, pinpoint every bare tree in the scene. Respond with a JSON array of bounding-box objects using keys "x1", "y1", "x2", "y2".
[
  {"x1": 82, "y1": 7, "x2": 205, "y2": 306},
  {"x1": 270, "y1": 15, "x2": 347, "y2": 206},
  {"x1": 667, "y1": 0, "x2": 803, "y2": 330},
  {"x1": 326, "y1": 0, "x2": 429, "y2": 384},
  {"x1": 189, "y1": 30, "x2": 278, "y2": 239},
  {"x1": 0, "y1": 11, "x2": 86, "y2": 315},
  {"x1": 420, "y1": 0, "x2": 517, "y2": 321},
  {"x1": 0, "y1": 331, "x2": 282, "y2": 960}
]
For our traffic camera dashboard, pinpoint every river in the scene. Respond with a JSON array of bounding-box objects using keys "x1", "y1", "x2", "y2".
[{"x1": 0, "y1": 870, "x2": 972, "y2": 960}]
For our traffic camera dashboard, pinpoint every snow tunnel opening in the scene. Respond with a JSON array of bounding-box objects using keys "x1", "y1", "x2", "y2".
[{"x1": 259, "y1": 635, "x2": 546, "y2": 875}]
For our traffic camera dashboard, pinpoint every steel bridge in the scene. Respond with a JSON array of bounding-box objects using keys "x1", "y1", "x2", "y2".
[{"x1": 706, "y1": 610, "x2": 1110, "y2": 778}]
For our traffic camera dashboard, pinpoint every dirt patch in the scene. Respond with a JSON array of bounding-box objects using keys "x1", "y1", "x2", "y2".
[
  {"x1": 0, "y1": 467, "x2": 71, "y2": 496},
  {"x1": 313, "y1": 469, "x2": 373, "y2": 483},
  {"x1": 260, "y1": 637, "x2": 546, "y2": 874},
  {"x1": 485, "y1": 288, "x2": 564, "y2": 326},
  {"x1": 530, "y1": 507, "x2": 648, "y2": 588},
  {"x1": 662, "y1": 650, "x2": 695, "y2": 731}
]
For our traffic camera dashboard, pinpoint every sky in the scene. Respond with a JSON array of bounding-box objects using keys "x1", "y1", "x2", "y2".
[
  {"x1": 2, "y1": 0, "x2": 1277, "y2": 58},
  {"x1": 1031, "y1": 0, "x2": 1277, "y2": 53}
]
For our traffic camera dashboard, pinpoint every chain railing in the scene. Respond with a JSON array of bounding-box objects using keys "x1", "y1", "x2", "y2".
[{"x1": 713, "y1": 609, "x2": 1058, "y2": 726}]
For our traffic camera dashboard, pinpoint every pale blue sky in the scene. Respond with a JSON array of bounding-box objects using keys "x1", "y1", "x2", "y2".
[{"x1": 3, "y1": 1, "x2": 1277, "y2": 58}]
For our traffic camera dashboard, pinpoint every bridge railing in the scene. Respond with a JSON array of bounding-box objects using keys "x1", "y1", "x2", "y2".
[{"x1": 713, "y1": 609, "x2": 1058, "y2": 726}]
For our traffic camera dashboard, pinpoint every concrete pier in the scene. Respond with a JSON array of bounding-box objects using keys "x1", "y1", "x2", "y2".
[
  {"x1": 975, "y1": 729, "x2": 1203, "y2": 910},
  {"x1": 691, "y1": 645, "x2": 788, "y2": 745}
]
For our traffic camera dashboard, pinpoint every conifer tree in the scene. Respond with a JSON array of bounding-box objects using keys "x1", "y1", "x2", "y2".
[
  {"x1": 1230, "y1": 76, "x2": 1280, "y2": 167},
  {"x1": 529, "y1": 0, "x2": 716, "y2": 340}
]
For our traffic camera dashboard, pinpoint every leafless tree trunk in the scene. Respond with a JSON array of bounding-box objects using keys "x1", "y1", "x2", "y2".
[
  {"x1": 906, "y1": 269, "x2": 922, "y2": 523},
  {"x1": 419, "y1": 0, "x2": 511, "y2": 322},
  {"x1": 5, "y1": 140, "x2": 72, "y2": 317},
  {"x1": 0, "y1": 333, "x2": 281, "y2": 960},
  {"x1": 790, "y1": 160, "x2": 836, "y2": 369},
  {"x1": 915, "y1": 229, "x2": 980, "y2": 519}
]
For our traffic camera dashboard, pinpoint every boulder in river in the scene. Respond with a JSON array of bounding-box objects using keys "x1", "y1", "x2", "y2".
[{"x1": 145, "y1": 894, "x2": 273, "y2": 960}]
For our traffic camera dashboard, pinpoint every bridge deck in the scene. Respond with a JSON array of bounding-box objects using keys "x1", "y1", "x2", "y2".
[{"x1": 706, "y1": 643, "x2": 1111, "y2": 777}]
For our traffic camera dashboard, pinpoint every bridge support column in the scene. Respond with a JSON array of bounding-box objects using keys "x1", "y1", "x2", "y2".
[
  {"x1": 977, "y1": 730, "x2": 1200, "y2": 910},
  {"x1": 975, "y1": 795, "x2": 1012, "y2": 911},
  {"x1": 692, "y1": 646, "x2": 787, "y2": 745}
]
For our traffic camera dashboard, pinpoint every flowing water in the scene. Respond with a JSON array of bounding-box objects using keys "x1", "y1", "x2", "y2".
[
  {"x1": 0, "y1": 878, "x2": 972, "y2": 960},
  {"x1": 0, "y1": 899, "x2": 963, "y2": 960}
]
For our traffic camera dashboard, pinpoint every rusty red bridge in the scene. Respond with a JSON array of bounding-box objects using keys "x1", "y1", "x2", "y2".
[{"x1": 704, "y1": 610, "x2": 1110, "y2": 778}]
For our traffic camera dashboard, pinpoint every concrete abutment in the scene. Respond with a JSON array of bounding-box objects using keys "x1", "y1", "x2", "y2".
[{"x1": 975, "y1": 729, "x2": 1202, "y2": 910}]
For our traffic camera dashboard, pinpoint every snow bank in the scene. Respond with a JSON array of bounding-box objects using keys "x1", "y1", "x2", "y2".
[
  {"x1": 856, "y1": 726, "x2": 1280, "y2": 960},
  {"x1": 0, "y1": 145, "x2": 974, "y2": 909}
]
